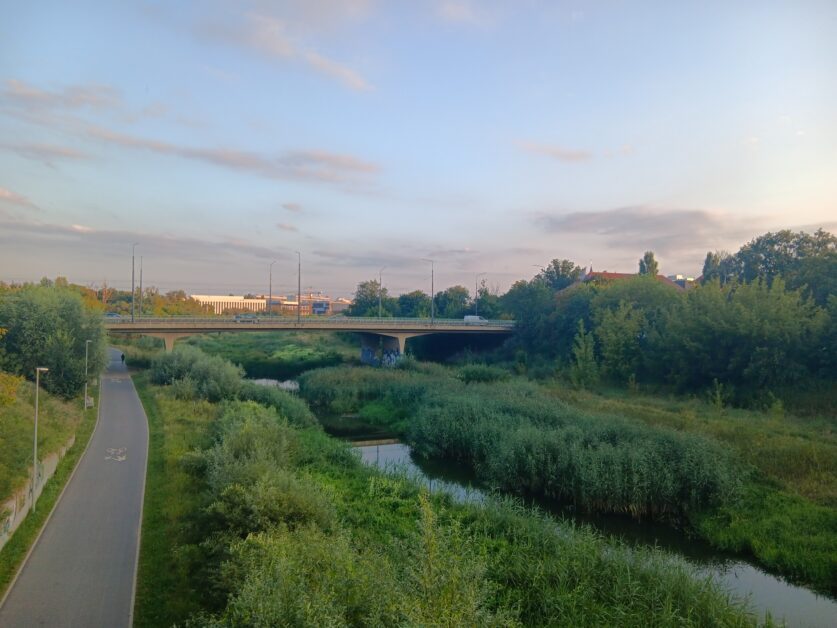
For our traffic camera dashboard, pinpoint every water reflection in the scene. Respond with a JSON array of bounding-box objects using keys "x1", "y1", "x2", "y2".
[{"x1": 356, "y1": 442, "x2": 837, "y2": 628}]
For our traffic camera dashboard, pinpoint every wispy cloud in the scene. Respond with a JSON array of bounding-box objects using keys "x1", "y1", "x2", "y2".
[
  {"x1": 1, "y1": 79, "x2": 122, "y2": 111},
  {"x1": 1, "y1": 143, "x2": 89, "y2": 167},
  {"x1": 282, "y1": 202, "x2": 303, "y2": 212},
  {"x1": 518, "y1": 140, "x2": 593, "y2": 163},
  {"x1": 436, "y1": 1, "x2": 493, "y2": 27},
  {"x1": 87, "y1": 126, "x2": 379, "y2": 184},
  {"x1": 205, "y1": 12, "x2": 373, "y2": 91},
  {"x1": 0, "y1": 185, "x2": 39, "y2": 211},
  {"x1": 277, "y1": 222, "x2": 298, "y2": 232}
]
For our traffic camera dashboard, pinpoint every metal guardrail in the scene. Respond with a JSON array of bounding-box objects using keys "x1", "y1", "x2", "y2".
[{"x1": 103, "y1": 315, "x2": 515, "y2": 328}]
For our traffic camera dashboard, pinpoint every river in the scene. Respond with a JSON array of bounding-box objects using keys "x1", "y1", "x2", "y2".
[{"x1": 356, "y1": 441, "x2": 837, "y2": 628}]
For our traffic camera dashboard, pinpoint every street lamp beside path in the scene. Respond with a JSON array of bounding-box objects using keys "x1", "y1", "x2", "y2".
[
  {"x1": 32, "y1": 367, "x2": 48, "y2": 512},
  {"x1": 84, "y1": 339, "x2": 92, "y2": 410},
  {"x1": 296, "y1": 251, "x2": 301, "y2": 324}
]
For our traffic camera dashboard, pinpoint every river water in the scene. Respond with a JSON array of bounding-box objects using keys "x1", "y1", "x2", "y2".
[{"x1": 356, "y1": 441, "x2": 837, "y2": 628}]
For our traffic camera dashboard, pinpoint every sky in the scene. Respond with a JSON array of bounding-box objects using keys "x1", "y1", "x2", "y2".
[{"x1": 1, "y1": 0, "x2": 835, "y2": 297}]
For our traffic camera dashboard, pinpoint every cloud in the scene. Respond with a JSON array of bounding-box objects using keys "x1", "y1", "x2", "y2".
[
  {"x1": 0, "y1": 186, "x2": 39, "y2": 211},
  {"x1": 437, "y1": 1, "x2": 493, "y2": 27},
  {"x1": 277, "y1": 222, "x2": 298, "y2": 232},
  {"x1": 533, "y1": 206, "x2": 765, "y2": 262},
  {"x1": 1, "y1": 79, "x2": 122, "y2": 111},
  {"x1": 282, "y1": 202, "x2": 303, "y2": 212},
  {"x1": 1, "y1": 143, "x2": 89, "y2": 167},
  {"x1": 205, "y1": 12, "x2": 373, "y2": 91},
  {"x1": 87, "y1": 126, "x2": 379, "y2": 184},
  {"x1": 518, "y1": 140, "x2": 593, "y2": 163}
]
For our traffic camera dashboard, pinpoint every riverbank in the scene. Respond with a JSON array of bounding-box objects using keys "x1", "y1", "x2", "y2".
[
  {"x1": 298, "y1": 364, "x2": 837, "y2": 595},
  {"x1": 131, "y1": 348, "x2": 763, "y2": 626}
]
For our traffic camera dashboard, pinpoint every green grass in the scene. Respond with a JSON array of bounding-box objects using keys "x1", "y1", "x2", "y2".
[
  {"x1": 0, "y1": 380, "x2": 98, "y2": 599},
  {"x1": 132, "y1": 372, "x2": 217, "y2": 627},
  {"x1": 0, "y1": 377, "x2": 87, "y2": 500}
]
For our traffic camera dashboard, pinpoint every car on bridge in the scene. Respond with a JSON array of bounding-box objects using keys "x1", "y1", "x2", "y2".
[{"x1": 463, "y1": 315, "x2": 488, "y2": 323}]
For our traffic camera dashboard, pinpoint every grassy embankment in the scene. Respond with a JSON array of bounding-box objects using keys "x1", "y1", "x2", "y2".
[
  {"x1": 132, "y1": 348, "x2": 765, "y2": 626},
  {"x1": 298, "y1": 363, "x2": 837, "y2": 595},
  {"x1": 0, "y1": 374, "x2": 99, "y2": 598}
]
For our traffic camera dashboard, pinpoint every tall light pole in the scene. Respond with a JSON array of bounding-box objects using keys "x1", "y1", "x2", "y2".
[
  {"x1": 138, "y1": 256, "x2": 143, "y2": 318},
  {"x1": 378, "y1": 266, "x2": 386, "y2": 318},
  {"x1": 84, "y1": 339, "x2": 91, "y2": 410},
  {"x1": 475, "y1": 272, "x2": 486, "y2": 316},
  {"x1": 131, "y1": 242, "x2": 138, "y2": 322},
  {"x1": 32, "y1": 367, "x2": 48, "y2": 512},
  {"x1": 296, "y1": 251, "x2": 301, "y2": 323},
  {"x1": 421, "y1": 258, "x2": 435, "y2": 323},
  {"x1": 268, "y1": 260, "x2": 277, "y2": 317}
]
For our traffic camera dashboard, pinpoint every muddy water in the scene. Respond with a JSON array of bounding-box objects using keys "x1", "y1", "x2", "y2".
[{"x1": 356, "y1": 441, "x2": 837, "y2": 628}]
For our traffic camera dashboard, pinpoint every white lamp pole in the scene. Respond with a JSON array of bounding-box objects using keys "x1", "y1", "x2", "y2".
[
  {"x1": 296, "y1": 251, "x2": 301, "y2": 323},
  {"x1": 421, "y1": 259, "x2": 435, "y2": 323},
  {"x1": 84, "y1": 339, "x2": 91, "y2": 410},
  {"x1": 269, "y1": 260, "x2": 277, "y2": 317},
  {"x1": 378, "y1": 266, "x2": 386, "y2": 318},
  {"x1": 475, "y1": 272, "x2": 486, "y2": 316},
  {"x1": 33, "y1": 367, "x2": 49, "y2": 512},
  {"x1": 131, "y1": 242, "x2": 138, "y2": 322}
]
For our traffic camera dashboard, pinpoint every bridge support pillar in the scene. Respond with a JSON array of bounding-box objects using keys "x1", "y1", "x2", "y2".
[
  {"x1": 359, "y1": 334, "x2": 380, "y2": 365},
  {"x1": 381, "y1": 335, "x2": 407, "y2": 367},
  {"x1": 147, "y1": 333, "x2": 194, "y2": 352}
]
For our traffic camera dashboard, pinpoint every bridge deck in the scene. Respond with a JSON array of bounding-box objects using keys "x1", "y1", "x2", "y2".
[{"x1": 105, "y1": 316, "x2": 514, "y2": 335}]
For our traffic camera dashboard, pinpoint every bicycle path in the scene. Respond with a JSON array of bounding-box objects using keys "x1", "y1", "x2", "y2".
[{"x1": 0, "y1": 348, "x2": 149, "y2": 627}]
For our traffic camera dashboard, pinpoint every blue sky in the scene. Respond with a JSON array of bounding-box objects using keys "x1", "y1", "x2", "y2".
[{"x1": 1, "y1": 0, "x2": 835, "y2": 297}]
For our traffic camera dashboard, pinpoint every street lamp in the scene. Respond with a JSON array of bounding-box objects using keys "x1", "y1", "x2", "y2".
[
  {"x1": 296, "y1": 251, "x2": 301, "y2": 323},
  {"x1": 378, "y1": 266, "x2": 386, "y2": 318},
  {"x1": 475, "y1": 272, "x2": 486, "y2": 316},
  {"x1": 131, "y1": 242, "x2": 139, "y2": 322},
  {"x1": 268, "y1": 260, "x2": 277, "y2": 317},
  {"x1": 84, "y1": 340, "x2": 91, "y2": 410},
  {"x1": 32, "y1": 367, "x2": 48, "y2": 512},
  {"x1": 421, "y1": 258, "x2": 435, "y2": 323}
]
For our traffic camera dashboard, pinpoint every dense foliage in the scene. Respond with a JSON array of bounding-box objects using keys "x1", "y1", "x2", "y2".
[
  {"x1": 149, "y1": 346, "x2": 316, "y2": 427},
  {"x1": 0, "y1": 285, "x2": 106, "y2": 398},
  {"x1": 300, "y1": 366, "x2": 740, "y2": 521},
  {"x1": 135, "y1": 362, "x2": 759, "y2": 626}
]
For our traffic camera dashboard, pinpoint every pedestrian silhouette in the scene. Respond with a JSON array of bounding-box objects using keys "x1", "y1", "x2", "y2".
[{"x1": 121, "y1": 353, "x2": 125, "y2": 364}]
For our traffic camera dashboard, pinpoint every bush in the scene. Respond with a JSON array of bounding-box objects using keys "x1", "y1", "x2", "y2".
[{"x1": 457, "y1": 364, "x2": 509, "y2": 384}]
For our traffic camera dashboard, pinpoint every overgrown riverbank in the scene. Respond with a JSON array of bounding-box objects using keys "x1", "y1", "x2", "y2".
[
  {"x1": 299, "y1": 363, "x2": 837, "y2": 594},
  {"x1": 133, "y1": 347, "x2": 765, "y2": 626}
]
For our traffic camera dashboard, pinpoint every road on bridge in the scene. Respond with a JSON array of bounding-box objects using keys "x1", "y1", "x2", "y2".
[{"x1": 0, "y1": 348, "x2": 148, "y2": 627}]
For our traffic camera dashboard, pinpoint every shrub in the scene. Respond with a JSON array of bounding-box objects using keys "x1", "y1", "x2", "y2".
[{"x1": 457, "y1": 364, "x2": 509, "y2": 384}]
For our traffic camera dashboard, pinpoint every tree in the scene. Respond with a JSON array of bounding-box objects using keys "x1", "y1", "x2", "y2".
[
  {"x1": 434, "y1": 286, "x2": 470, "y2": 319},
  {"x1": 701, "y1": 251, "x2": 738, "y2": 284},
  {"x1": 570, "y1": 319, "x2": 598, "y2": 388},
  {"x1": 595, "y1": 301, "x2": 645, "y2": 383},
  {"x1": 346, "y1": 280, "x2": 383, "y2": 317},
  {"x1": 398, "y1": 290, "x2": 431, "y2": 318},
  {"x1": 638, "y1": 251, "x2": 658, "y2": 276},
  {"x1": 0, "y1": 285, "x2": 107, "y2": 398},
  {"x1": 536, "y1": 259, "x2": 582, "y2": 291}
]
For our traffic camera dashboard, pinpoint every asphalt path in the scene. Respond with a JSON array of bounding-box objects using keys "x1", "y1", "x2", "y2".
[{"x1": 0, "y1": 348, "x2": 149, "y2": 627}]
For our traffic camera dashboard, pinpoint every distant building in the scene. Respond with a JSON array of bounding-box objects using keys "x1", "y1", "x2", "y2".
[
  {"x1": 666, "y1": 274, "x2": 697, "y2": 289},
  {"x1": 191, "y1": 295, "x2": 267, "y2": 315},
  {"x1": 191, "y1": 291, "x2": 347, "y2": 316},
  {"x1": 582, "y1": 271, "x2": 684, "y2": 290}
]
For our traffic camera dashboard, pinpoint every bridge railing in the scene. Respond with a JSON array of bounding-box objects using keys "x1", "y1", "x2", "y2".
[{"x1": 103, "y1": 315, "x2": 515, "y2": 328}]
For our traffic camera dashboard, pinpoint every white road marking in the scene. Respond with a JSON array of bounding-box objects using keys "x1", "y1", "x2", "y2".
[{"x1": 105, "y1": 447, "x2": 127, "y2": 462}]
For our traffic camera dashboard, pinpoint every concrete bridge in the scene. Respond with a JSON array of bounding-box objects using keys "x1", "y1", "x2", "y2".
[{"x1": 104, "y1": 316, "x2": 514, "y2": 364}]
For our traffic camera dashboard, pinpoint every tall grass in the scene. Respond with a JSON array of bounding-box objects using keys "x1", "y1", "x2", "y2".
[{"x1": 301, "y1": 367, "x2": 740, "y2": 521}]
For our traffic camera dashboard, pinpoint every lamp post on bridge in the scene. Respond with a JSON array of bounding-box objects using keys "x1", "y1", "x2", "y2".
[
  {"x1": 296, "y1": 251, "x2": 301, "y2": 323},
  {"x1": 268, "y1": 260, "x2": 277, "y2": 317},
  {"x1": 131, "y1": 242, "x2": 139, "y2": 322},
  {"x1": 421, "y1": 258, "x2": 435, "y2": 323},
  {"x1": 378, "y1": 266, "x2": 386, "y2": 318},
  {"x1": 475, "y1": 272, "x2": 486, "y2": 316}
]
